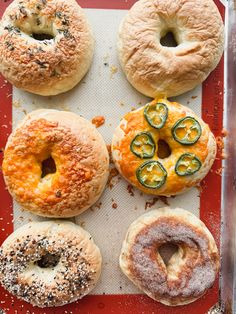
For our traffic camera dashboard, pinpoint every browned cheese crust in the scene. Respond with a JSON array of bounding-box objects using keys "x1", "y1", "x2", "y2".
[
  {"x1": 118, "y1": 0, "x2": 224, "y2": 97},
  {"x1": 0, "y1": 0, "x2": 94, "y2": 95},
  {"x1": 2, "y1": 109, "x2": 109, "y2": 217}
]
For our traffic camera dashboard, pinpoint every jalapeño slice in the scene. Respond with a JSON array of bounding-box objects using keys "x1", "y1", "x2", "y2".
[
  {"x1": 130, "y1": 132, "x2": 155, "y2": 159},
  {"x1": 144, "y1": 103, "x2": 168, "y2": 129},
  {"x1": 136, "y1": 161, "x2": 167, "y2": 189},
  {"x1": 172, "y1": 116, "x2": 202, "y2": 145},
  {"x1": 175, "y1": 153, "x2": 202, "y2": 176}
]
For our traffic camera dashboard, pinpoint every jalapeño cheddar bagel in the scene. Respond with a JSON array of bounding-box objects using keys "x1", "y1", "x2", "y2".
[
  {"x1": 3, "y1": 109, "x2": 109, "y2": 217},
  {"x1": 112, "y1": 99, "x2": 216, "y2": 196}
]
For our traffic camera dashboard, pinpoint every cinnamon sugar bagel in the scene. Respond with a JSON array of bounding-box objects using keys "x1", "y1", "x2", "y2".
[
  {"x1": 118, "y1": 0, "x2": 224, "y2": 98},
  {"x1": 0, "y1": 0, "x2": 94, "y2": 96},
  {"x1": 120, "y1": 208, "x2": 219, "y2": 306},
  {"x1": 2, "y1": 109, "x2": 109, "y2": 217},
  {"x1": 112, "y1": 98, "x2": 216, "y2": 196},
  {"x1": 0, "y1": 221, "x2": 102, "y2": 307}
]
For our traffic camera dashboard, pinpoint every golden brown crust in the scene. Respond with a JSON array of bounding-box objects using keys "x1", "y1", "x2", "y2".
[
  {"x1": 118, "y1": 0, "x2": 224, "y2": 98},
  {"x1": 3, "y1": 109, "x2": 109, "y2": 217},
  {"x1": 120, "y1": 208, "x2": 219, "y2": 306},
  {"x1": 0, "y1": 221, "x2": 102, "y2": 307},
  {"x1": 112, "y1": 98, "x2": 216, "y2": 196},
  {"x1": 0, "y1": 0, "x2": 94, "y2": 95}
]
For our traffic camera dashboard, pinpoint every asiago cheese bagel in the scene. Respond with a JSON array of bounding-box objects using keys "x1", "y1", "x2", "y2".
[
  {"x1": 112, "y1": 99, "x2": 216, "y2": 196},
  {"x1": 0, "y1": 221, "x2": 102, "y2": 307},
  {"x1": 0, "y1": 0, "x2": 94, "y2": 96},
  {"x1": 120, "y1": 207, "x2": 219, "y2": 306},
  {"x1": 118, "y1": 0, "x2": 224, "y2": 98},
  {"x1": 3, "y1": 109, "x2": 109, "y2": 217}
]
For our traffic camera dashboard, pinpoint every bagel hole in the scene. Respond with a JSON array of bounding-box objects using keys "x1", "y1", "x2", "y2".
[
  {"x1": 36, "y1": 253, "x2": 60, "y2": 269},
  {"x1": 158, "y1": 243, "x2": 179, "y2": 266},
  {"x1": 41, "y1": 156, "x2": 56, "y2": 178},
  {"x1": 32, "y1": 33, "x2": 54, "y2": 41},
  {"x1": 157, "y1": 140, "x2": 171, "y2": 159},
  {"x1": 160, "y1": 31, "x2": 178, "y2": 47}
]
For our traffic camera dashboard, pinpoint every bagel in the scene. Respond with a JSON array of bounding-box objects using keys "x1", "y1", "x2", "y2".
[
  {"x1": 2, "y1": 109, "x2": 109, "y2": 217},
  {"x1": 0, "y1": 221, "x2": 102, "y2": 307},
  {"x1": 120, "y1": 207, "x2": 219, "y2": 306},
  {"x1": 112, "y1": 98, "x2": 216, "y2": 196},
  {"x1": 118, "y1": 0, "x2": 224, "y2": 98},
  {"x1": 0, "y1": 0, "x2": 94, "y2": 96}
]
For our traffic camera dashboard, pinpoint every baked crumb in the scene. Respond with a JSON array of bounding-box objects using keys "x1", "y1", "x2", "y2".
[
  {"x1": 159, "y1": 196, "x2": 170, "y2": 206},
  {"x1": 13, "y1": 100, "x2": 21, "y2": 108},
  {"x1": 107, "y1": 167, "x2": 119, "y2": 189},
  {"x1": 106, "y1": 144, "x2": 113, "y2": 163},
  {"x1": 215, "y1": 131, "x2": 228, "y2": 159},
  {"x1": 215, "y1": 168, "x2": 223, "y2": 176},
  {"x1": 221, "y1": 152, "x2": 227, "y2": 159},
  {"x1": 112, "y1": 203, "x2": 118, "y2": 209},
  {"x1": 92, "y1": 116, "x2": 105, "y2": 128},
  {"x1": 221, "y1": 128, "x2": 228, "y2": 137},
  {"x1": 216, "y1": 136, "x2": 224, "y2": 151},
  {"x1": 110, "y1": 65, "x2": 118, "y2": 78},
  {"x1": 145, "y1": 196, "x2": 169, "y2": 209},
  {"x1": 191, "y1": 95, "x2": 198, "y2": 99},
  {"x1": 127, "y1": 184, "x2": 134, "y2": 196},
  {"x1": 145, "y1": 197, "x2": 159, "y2": 210},
  {"x1": 90, "y1": 202, "x2": 102, "y2": 212},
  {"x1": 79, "y1": 221, "x2": 86, "y2": 228}
]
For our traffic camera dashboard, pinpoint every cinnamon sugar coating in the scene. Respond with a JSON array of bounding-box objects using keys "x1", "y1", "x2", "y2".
[{"x1": 120, "y1": 208, "x2": 219, "y2": 306}]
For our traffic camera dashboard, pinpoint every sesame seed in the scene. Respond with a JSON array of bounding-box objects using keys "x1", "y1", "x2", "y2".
[{"x1": 0, "y1": 234, "x2": 94, "y2": 307}]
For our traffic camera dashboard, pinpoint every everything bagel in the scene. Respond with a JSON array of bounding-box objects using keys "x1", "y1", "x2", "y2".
[
  {"x1": 112, "y1": 98, "x2": 216, "y2": 196},
  {"x1": 0, "y1": 0, "x2": 94, "y2": 95},
  {"x1": 118, "y1": 0, "x2": 224, "y2": 98},
  {"x1": 0, "y1": 221, "x2": 102, "y2": 307},
  {"x1": 120, "y1": 208, "x2": 219, "y2": 306}
]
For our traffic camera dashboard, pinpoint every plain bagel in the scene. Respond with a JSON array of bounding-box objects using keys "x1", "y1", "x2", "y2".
[
  {"x1": 118, "y1": 0, "x2": 224, "y2": 98},
  {"x1": 3, "y1": 109, "x2": 109, "y2": 217},
  {"x1": 0, "y1": 221, "x2": 102, "y2": 307},
  {"x1": 0, "y1": 0, "x2": 94, "y2": 96}
]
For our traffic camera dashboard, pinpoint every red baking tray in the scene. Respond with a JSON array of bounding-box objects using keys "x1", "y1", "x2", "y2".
[{"x1": 0, "y1": 0, "x2": 224, "y2": 313}]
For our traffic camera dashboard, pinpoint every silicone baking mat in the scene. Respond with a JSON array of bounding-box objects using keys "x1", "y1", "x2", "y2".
[{"x1": 0, "y1": 0, "x2": 225, "y2": 313}]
